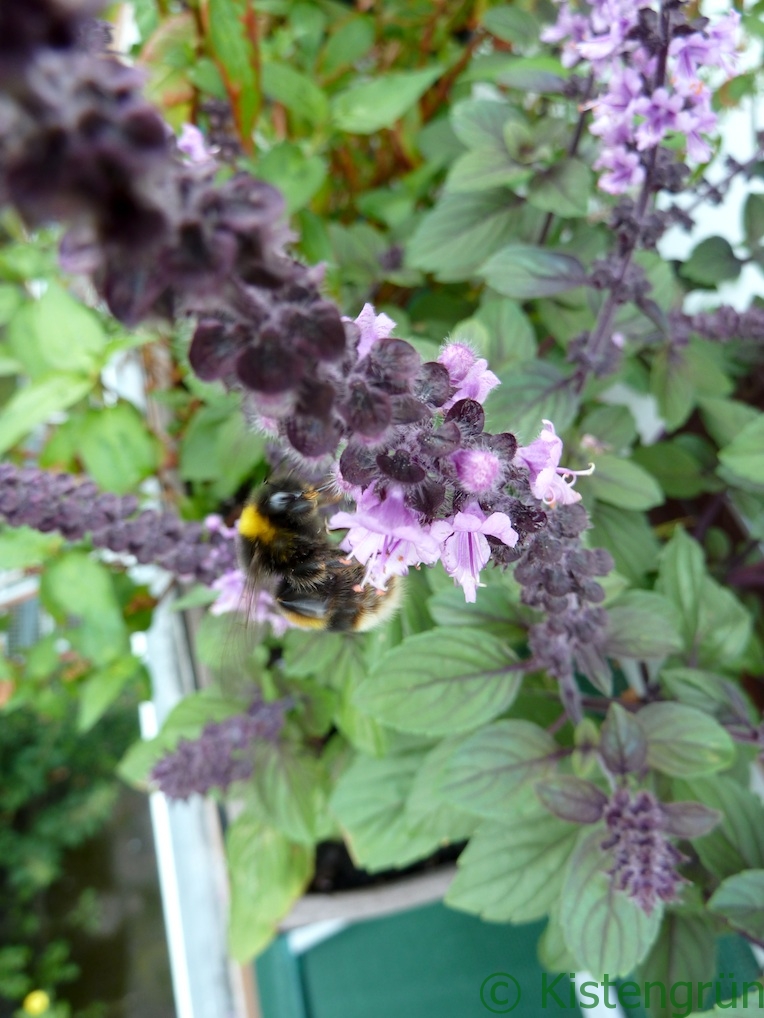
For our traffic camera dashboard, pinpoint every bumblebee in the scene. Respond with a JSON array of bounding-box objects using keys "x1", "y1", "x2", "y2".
[{"x1": 237, "y1": 477, "x2": 401, "y2": 632}]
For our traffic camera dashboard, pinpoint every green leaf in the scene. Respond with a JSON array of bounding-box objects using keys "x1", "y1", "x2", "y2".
[
  {"x1": 78, "y1": 656, "x2": 143, "y2": 732},
  {"x1": 0, "y1": 373, "x2": 92, "y2": 454},
  {"x1": 0, "y1": 350, "x2": 22, "y2": 375},
  {"x1": 589, "y1": 503, "x2": 659, "y2": 584},
  {"x1": 227, "y1": 815, "x2": 312, "y2": 961},
  {"x1": 118, "y1": 737, "x2": 165, "y2": 788},
  {"x1": 599, "y1": 703, "x2": 647, "y2": 775},
  {"x1": 330, "y1": 750, "x2": 443, "y2": 871},
  {"x1": 0, "y1": 283, "x2": 21, "y2": 325},
  {"x1": 333, "y1": 655, "x2": 392, "y2": 758},
  {"x1": 319, "y1": 15, "x2": 374, "y2": 75},
  {"x1": 486, "y1": 361, "x2": 578, "y2": 444},
  {"x1": 473, "y1": 298, "x2": 536, "y2": 370},
  {"x1": 681, "y1": 236, "x2": 742, "y2": 286},
  {"x1": 700, "y1": 397, "x2": 760, "y2": 448},
  {"x1": 744, "y1": 193, "x2": 764, "y2": 245},
  {"x1": 356, "y1": 629, "x2": 522, "y2": 736},
  {"x1": 675, "y1": 777, "x2": 764, "y2": 880},
  {"x1": 442, "y1": 719, "x2": 557, "y2": 818},
  {"x1": 560, "y1": 828, "x2": 662, "y2": 978},
  {"x1": 539, "y1": 905, "x2": 577, "y2": 972},
  {"x1": 450, "y1": 98, "x2": 519, "y2": 150},
  {"x1": 428, "y1": 581, "x2": 526, "y2": 641},
  {"x1": 406, "y1": 190, "x2": 520, "y2": 280},
  {"x1": 41, "y1": 552, "x2": 128, "y2": 665},
  {"x1": 262, "y1": 62, "x2": 329, "y2": 126},
  {"x1": 186, "y1": 56, "x2": 228, "y2": 99},
  {"x1": 650, "y1": 346, "x2": 696, "y2": 430},
  {"x1": 605, "y1": 591, "x2": 683, "y2": 659},
  {"x1": 632, "y1": 440, "x2": 707, "y2": 499},
  {"x1": 581, "y1": 454, "x2": 664, "y2": 511},
  {"x1": 179, "y1": 399, "x2": 265, "y2": 498},
  {"x1": 638, "y1": 702, "x2": 735, "y2": 777},
  {"x1": 697, "y1": 576, "x2": 752, "y2": 669},
  {"x1": 78, "y1": 404, "x2": 160, "y2": 494},
  {"x1": 661, "y1": 667, "x2": 746, "y2": 715},
  {"x1": 478, "y1": 243, "x2": 587, "y2": 299},
  {"x1": 255, "y1": 142, "x2": 327, "y2": 214},
  {"x1": 446, "y1": 810, "x2": 578, "y2": 922},
  {"x1": 171, "y1": 584, "x2": 219, "y2": 611},
  {"x1": 636, "y1": 912, "x2": 717, "y2": 1018},
  {"x1": 709, "y1": 870, "x2": 764, "y2": 941},
  {"x1": 0, "y1": 240, "x2": 55, "y2": 282},
  {"x1": 482, "y1": 6, "x2": 540, "y2": 48},
  {"x1": 7, "y1": 283, "x2": 105, "y2": 378},
  {"x1": 446, "y1": 148, "x2": 529, "y2": 193},
  {"x1": 719, "y1": 415, "x2": 764, "y2": 485},
  {"x1": 535, "y1": 776, "x2": 608, "y2": 824},
  {"x1": 527, "y1": 159, "x2": 592, "y2": 217},
  {"x1": 579, "y1": 409, "x2": 638, "y2": 462},
  {"x1": 656, "y1": 528, "x2": 705, "y2": 652},
  {"x1": 0, "y1": 526, "x2": 61, "y2": 568},
  {"x1": 206, "y1": 0, "x2": 259, "y2": 140},
  {"x1": 281, "y1": 630, "x2": 346, "y2": 679},
  {"x1": 405, "y1": 737, "x2": 478, "y2": 844},
  {"x1": 250, "y1": 742, "x2": 325, "y2": 845},
  {"x1": 332, "y1": 66, "x2": 441, "y2": 133},
  {"x1": 495, "y1": 56, "x2": 567, "y2": 94}
]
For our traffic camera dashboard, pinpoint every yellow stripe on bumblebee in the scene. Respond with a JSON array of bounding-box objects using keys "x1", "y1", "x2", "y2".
[{"x1": 238, "y1": 504, "x2": 278, "y2": 544}]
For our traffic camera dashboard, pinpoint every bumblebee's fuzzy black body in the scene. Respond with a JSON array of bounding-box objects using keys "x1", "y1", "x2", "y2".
[{"x1": 237, "y1": 477, "x2": 400, "y2": 632}]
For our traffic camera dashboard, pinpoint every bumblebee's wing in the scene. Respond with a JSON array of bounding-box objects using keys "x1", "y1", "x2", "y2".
[{"x1": 274, "y1": 572, "x2": 333, "y2": 629}]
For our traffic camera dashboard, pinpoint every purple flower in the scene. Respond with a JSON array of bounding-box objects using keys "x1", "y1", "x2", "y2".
[
  {"x1": 670, "y1": 12, "x2": 739, "y2": 80},
  {"x1": 601, "y1": 788, "x2": 688, "y2": 916},
  {"x1": 544, "y1": 1, "x2": 739, "y2": 194},
  {"x1": 451, "y1": 448, "x2": 503, "y2": 494},
  {"x1": 329, "y1": 486, "x2": 441, "y2": 589},
  {"x1": 210, "y1": 568, "x2": 291, "y2": 635},
  {"x1": 676, "y1": 100, "x2": 717, "y2": 164},
  {"x1": 351, "y1": 302, "x2": 396, "y2": 360},
  {"x1": 633, "y1": 88, "x2": 684, "y2": 150},
  {"x1": 204, "y1": 513, "x2": 238, "y2": 539},
  {"x1": 594, "y1": 146, "x2": 646, "y2": 195},
  {"x1": 150, "y1": 698, "x2": 290, "y2": 800},
  {"x1": 431, "y1": 504, "x2": 518, "y2": 602},
  {"x1": 577, "y1": 19, "x2": 632, "y2": 64},
  {"x1": 590, "y1": 66, "x2": 643, "y2": 140},
  {"x1": 210, "y1": 568, "x2": 246, "y2": 614},
  {"x1": 669, "y1": 33, "x2": 715, "y2": 83},
  {"x1": 706, "y1": 11, "x2": 741, "y2": 75},
  {"x1": 178, "y1": 123, "x2": 214, "y2": 164},
  {"x1": 438, "y1": 342, "x2": 500, "y2": 409},
  {"x1": 515, "y1": 420, "x2": 593, "y2": 507}
]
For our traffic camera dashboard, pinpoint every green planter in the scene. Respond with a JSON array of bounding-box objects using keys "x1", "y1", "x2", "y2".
[
  {"x1": 256, "y1": 903, "x2": 578, "y2": 1018},
  {"x1": 256, "y1": 902, "x2": 762, "y2": 1018}
]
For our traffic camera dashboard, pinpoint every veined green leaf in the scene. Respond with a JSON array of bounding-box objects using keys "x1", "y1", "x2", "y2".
[
  {"x1": 560, "y1": 828, "x2": 662, "y2": 977},
  {"x1": 479, "y1": 243, "x2": 587, "y2": 299},
  {"x1": 639, "y1": 702, "x2": 735, "y2": 777},
  {"x1": 446, "y1": 810, "x2": 578, "y2": 922},
  {"x1": 332, "y1": 66, "x2": 441, "y2": 134},
  {"x1": 356, "y1": 629, "x2": 522, "y2": 736},
  {"x1": 442, "y1": 719, "x2": 557, "y2": 817},
  {"x1": 227, "y1": 815, "x2": 312, "y2": 961}
]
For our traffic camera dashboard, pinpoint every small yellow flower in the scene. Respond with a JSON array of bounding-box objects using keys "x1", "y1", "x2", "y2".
[{"x1": 22, "y1": 990, "x2": 50, "y2": 1015}]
